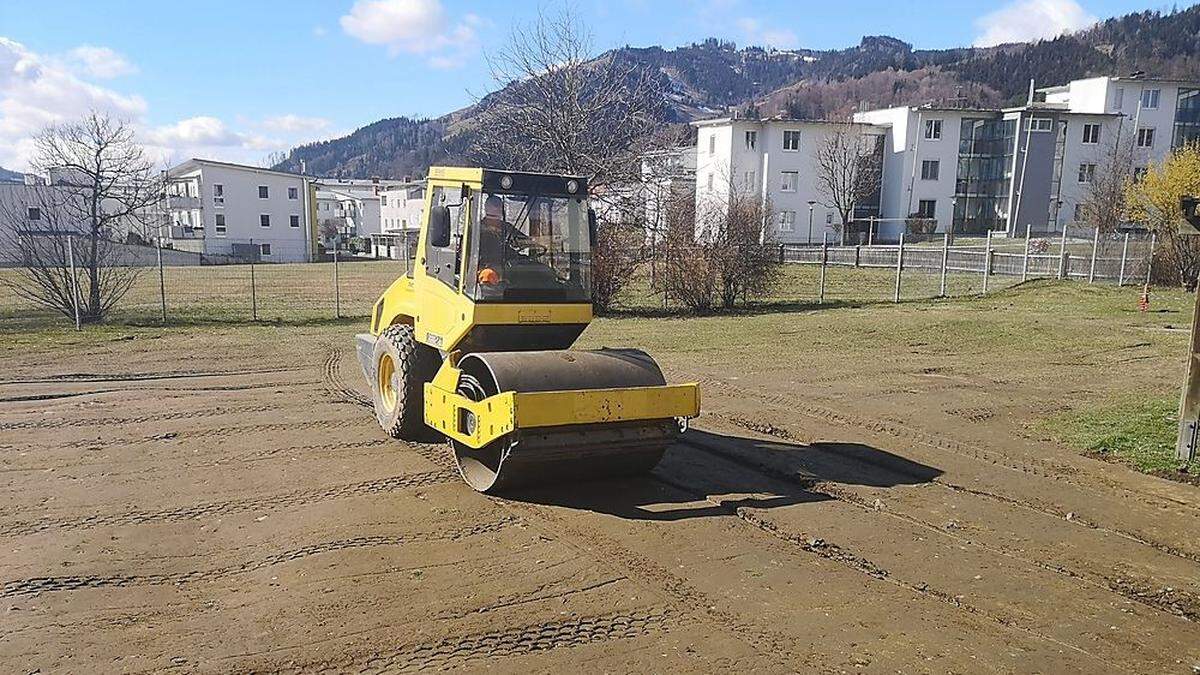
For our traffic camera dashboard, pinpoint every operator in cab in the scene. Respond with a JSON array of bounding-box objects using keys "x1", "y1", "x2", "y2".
[{"x1": 477, "y1": 195, "x2": 538, "y2": 284}]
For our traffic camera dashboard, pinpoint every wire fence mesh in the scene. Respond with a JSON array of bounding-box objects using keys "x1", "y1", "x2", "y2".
[{"x1": 0, "y1": 227, "x2": 1159, "y2": 329}]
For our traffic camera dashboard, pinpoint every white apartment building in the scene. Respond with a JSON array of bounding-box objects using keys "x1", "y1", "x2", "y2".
[
  {"x1": 641, "y1": 147, "x2": 696, "y2": 241},
  {"x1": 379, "y1": 181, "x2": 425, "y2": 233},
  {"x1": 163, "y1": 159, "x2": 315, "y2": 262},
  {"x1": 694, "y1": 117, "x2": 885, "y2": 244},
  {"x1": 697, "y1": 75, "x2": 1200, "y2": 243},
  {"x1": 314, "y1": 189, "x2": 381, "y2": 244}
]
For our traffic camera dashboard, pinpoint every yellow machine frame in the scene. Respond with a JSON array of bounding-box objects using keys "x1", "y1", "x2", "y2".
[{"x1": 365, "y1": 166, "x2": 699, "y2": 448}]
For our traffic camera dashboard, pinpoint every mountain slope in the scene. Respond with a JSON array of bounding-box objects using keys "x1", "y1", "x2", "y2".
[
  {"x1": 0, "y1": 166, "x2": 22, "y2": 182},
  {"x1": 274, "y1": 4, "x2": 1200, "y2": 179}
]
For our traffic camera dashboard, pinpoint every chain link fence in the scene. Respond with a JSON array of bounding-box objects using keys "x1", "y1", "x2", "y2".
[
  {"x1": 2, "y1": 227, "x2": 1160, "y2": 329},
  {"x1": 0, "y1": 235, "x2": 418, "y2": 329}
]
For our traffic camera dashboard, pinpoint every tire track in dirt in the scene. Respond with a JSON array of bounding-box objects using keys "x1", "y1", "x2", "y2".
[
  {"x1": 679, "y1": 435, "x2": 1200, "y2": 623},
  {"x1": 645, "y1": 470, "x2": 1122, "y2": 670},
  {"x1": 54, "y1": 418, "x2": 363, "y2": 449},
  {"x1": 0, "y1": 405, "x2": 277, "y2": 431},
  {"x1": 288, "y1": 608, "x2": 674, "y2": 674},
  {"x1": 500, "y1": 499, "x2": 817, "y2": 667},
  {"x1": 0, "y1": 439, "x2": 394, "y2": 480},
  {"x1": 0, "y1": 517, "x2": 518, "y2": 598},
  {"x1": 0, "y1": 380, "x2": 320, "y2": 404},
  {"x1": 0, "y1": 366, "x2": 299, "y2": 385},
  {"x1": 0, "y1": 470, "x2": 457, "y2": 538},
  {"x1": 715, "y1": 412, "x2": 1200, "y2": 569},
  {"x1": 697, "y1": 374, "x2": 1200, "y2": 525},
  {"x1": 323, "y1": 347, "x2": 372, "y2": 409}
]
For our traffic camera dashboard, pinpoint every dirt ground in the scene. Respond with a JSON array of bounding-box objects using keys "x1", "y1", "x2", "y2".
[{"x1": 2, "y1": 286, "x2": 1200, "y2": 673}]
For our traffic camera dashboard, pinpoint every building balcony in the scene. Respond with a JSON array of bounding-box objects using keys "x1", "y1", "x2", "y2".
[
  {"x1": 169, "y1": 226, "x2": 204, "y2": 239},
  {"x1": 166, "y1": 195, "x2": 200, "y2": 210}
]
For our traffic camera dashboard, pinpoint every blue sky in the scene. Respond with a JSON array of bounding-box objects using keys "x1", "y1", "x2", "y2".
[{"x1": 0, "y1": 0, "x2": 1163, "y2": 170}]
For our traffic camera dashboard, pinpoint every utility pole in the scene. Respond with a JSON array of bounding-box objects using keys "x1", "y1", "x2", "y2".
[
  {"x1": 1177, "y1": 197, "x2": 1200, "y2": 463},
  {"x1": 807, "y1": 200, "x2": 816, "y2": 246}
]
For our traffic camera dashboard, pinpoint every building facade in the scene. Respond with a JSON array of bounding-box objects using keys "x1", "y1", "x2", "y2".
[
  {"x1": 697, "y1": 75, "x2": 1200, "y2": 243},
  {"x1": 694, "y1": 117, "x2": 885, "y2": 244},
  {"x1": 163, "y1": 159, "x2": 316, "y2": 262}
]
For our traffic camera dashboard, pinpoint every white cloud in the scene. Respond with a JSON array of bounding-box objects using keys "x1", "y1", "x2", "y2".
[
  {"x1": 0, "y1": 37, "x2": 335, "y2": 171},
  {"x1": 0, "y1": 37, "x2": 146, "y2": 170},
  {"x1": 65, "y1": 45, "x2": 137, "y2": 79},
  {"x1": 973, "y1": 0, "x2": 1097, "y2": 47},
  {"x1": 260, "y1": 114, "x2": 332, "y2": 135},
  {"x1": 735, "y1": 17, "x2": 798, "y2": 50},
  {"x1": 340, "y1": 0, "x2": 481, "y2": 66}
]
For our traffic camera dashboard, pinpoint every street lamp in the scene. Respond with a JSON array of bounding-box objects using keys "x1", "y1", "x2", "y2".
[{"x1": 807, "y1": 200, "x2": 817, "y2": 245}]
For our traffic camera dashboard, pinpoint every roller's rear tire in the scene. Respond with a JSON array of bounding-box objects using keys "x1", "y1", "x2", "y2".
[{"x1": 371, "y1": 324, "x2": 440, "y2": 440}]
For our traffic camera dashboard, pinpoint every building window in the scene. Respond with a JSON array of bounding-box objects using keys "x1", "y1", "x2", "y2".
[
  {"x1": 1141, "y1": 88, "x2": 1160, "y2": 109},
  {"x1": 290, "y1": 214, "x2": 300, "y2": 228},
  {"x1": 743, "y1": 170, "x2": 756, "y2": 188},
  {"x1": 258, "y1": 185, "x2": 269, "y2": 199},
  {"x1": 1082, "y1": 123, "x2": 1101, "y2": 144},
  {"x1": 782, "y1": 130, "x2": 801, "y2": 151},
  {"x1": 826, "y1": 212, "x2": 834, "y2": 225},
  {"x1": 745, "y1": 130, "x2": 757, "y2": 150},
  {"x1": 260, "y1": 214, "x2": 271, "y2": 227},
  {"x1": 708, "y1": 133, "x2": 716, "y2": 155},
  {"x1": 1137, "y1": 127, "x2": 1155, "y2": 148},
  {"x1": 917, "y1": 200, "x2": 936, "y2": 219},
  {"x1": 1028, "y1": 118, "x2": 1053, "y2": 132},
  {"x1": 287, "y1": 186, "x2": 298, "y2": 200},
  {"x1": 780, "y1": 171, "x2": 798, "y2": 192},
  {"x1": 1114, "y1": 87, "x2": 1125, "y2": 110},
  {"x1": 1077, "y1": 163, "x2": 1096, "y2": 184},
  {"x1": 27, "y1": 207, "x2": 40, "y2": 221},
  {"x1": 778, "y1": 210, "x2": 796, "y2": 232},
  {"x1": 381, "y1": 195, "x2": 388, "y2": 206},
  {"x1": 260, "y1": 243, "x2": 271, "y2": 257},
  {"x1": 215, "y1": 213, "x2": 226, "y2": 236},
  {"x1": 920, "y1": 160, "x2": 939, "y2": 181},
  {"x1": 924, "y1": 119, "x2": 942, "y2": 140}
]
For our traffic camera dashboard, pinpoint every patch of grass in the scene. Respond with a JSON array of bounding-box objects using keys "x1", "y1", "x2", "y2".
[{"x1": 1047, "y1": 398, "x2": 1197, "y2": 478}]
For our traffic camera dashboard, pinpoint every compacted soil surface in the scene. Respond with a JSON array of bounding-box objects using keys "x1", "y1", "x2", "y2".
[{"x1": 2, "y1": 291, "x2": 1199, "y2": 672}]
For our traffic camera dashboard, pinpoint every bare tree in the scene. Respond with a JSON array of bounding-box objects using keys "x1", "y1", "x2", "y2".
[
  {"x1": 468, "y1": 7, "x2": 669, "y2": 191},
  {"x1": 814, "y1": 127, "x2": 883, "y2": 239},
  {"x1": 657, "y1": 179, "x2": 780, "y2": 312},
  {"x1": 0, "y1": 112, "x2": 162, "y2": 323},
  {"x1": 1080, "y1": 123, "x2": 1136, "y2": 233}
]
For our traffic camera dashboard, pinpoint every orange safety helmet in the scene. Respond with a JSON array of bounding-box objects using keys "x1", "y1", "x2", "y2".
[{"x1": 477, "y1": 267, "x2": 500, "y2": 285}]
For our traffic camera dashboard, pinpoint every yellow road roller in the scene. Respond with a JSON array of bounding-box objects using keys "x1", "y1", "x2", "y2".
[{"x1": 355, "y1": 167, "x2": 700, "y2": 493}]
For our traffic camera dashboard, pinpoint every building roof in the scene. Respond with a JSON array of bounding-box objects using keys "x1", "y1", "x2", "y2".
[
  {"x1": 691, "y1": 115, "x2": 879, "y2": 128},
  {"x1": 1037, "y1": 75, "x2": 1200, "y2": 94},
  {"x1": 168, "y1": 158, "x2": 311, "y2": 180}
]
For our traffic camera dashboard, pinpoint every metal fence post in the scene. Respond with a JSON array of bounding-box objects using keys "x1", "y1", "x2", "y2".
[
  {"x1": 818, "y1": 233, "x2": 828, "y2": 304},
  {"x1": 982, "y1": 230, "x2": 992, "y2": 294},
  {"x1": 1058, "y1": 227, "x2": 1069, "y2": 279},
  {"x1": 1088, "y1": 226, "x2": 1099, "y2": 284},
  {"x1": 778, "y1": 243, "x2": 785, "y2": 264},
  {"x1": 1118, "y1": 232, "x2": 1130, "y2": 286},
  {"x1": 1145, "y1": 232, "x2": 1156, "y2": 286},
  {"x1": 65, "y1": 234, "x2": 81, "y2": 330},
  {"x1": 333, "y1": 246, "x2": 342, "y2": 319},
  {"x1": 894, "y1": 232, "x2": 904, "y2": 303},
  {"x1": 1022, "y1": 224, "x2": 1031, "y2": 282},
  {"x1": 868, "y1": 216, "x2": 875, "y2": 246},
  {"x1": 249, "y1": 238, "x2": 258, "y2": 321},
  {"x1": 939, "y1": 233, "x2": 949, "y2": 297},
  {"x1": 156, "y1": 235, "x2": 167, "y2": 324}
]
